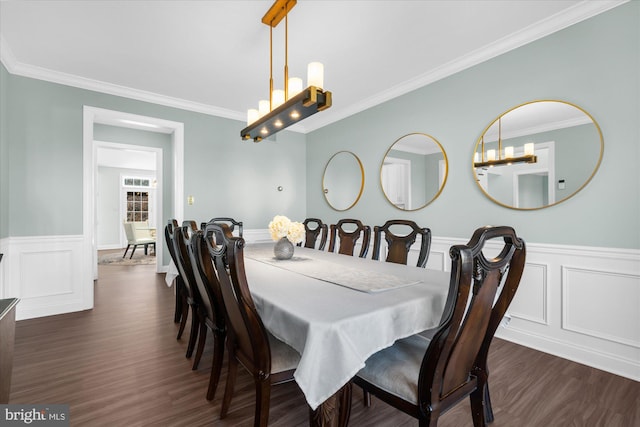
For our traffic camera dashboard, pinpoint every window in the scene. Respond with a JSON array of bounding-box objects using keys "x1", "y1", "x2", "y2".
[
  {"x1": 126, "y1": 191, "x2": 149, "y2": 222},
  {"x1": 122, "y1": 176, "x2": 154, "y2": 223},
  {"x1": 123, "y1": 176, "x2": 151, "y2": 187}
]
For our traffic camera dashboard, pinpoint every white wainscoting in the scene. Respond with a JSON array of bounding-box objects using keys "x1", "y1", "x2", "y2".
[
  {"x1": 1, "y1": 235, "x2": 93, "y2": 321},
  {"x1": 427, "y1": 236, "x2": 640, "y2": 382},
  {"x1": 2, "y1": 231, "x2": 638, "y2": 381}
]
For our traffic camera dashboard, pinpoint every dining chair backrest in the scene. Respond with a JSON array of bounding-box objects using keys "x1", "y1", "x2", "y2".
[
  {"x1": 204, "y1": 223, "x2": 272, "y2": 376},
  {"x1": 165, "y1": 219, "x2": 183, "y2": 323},
  {"x1": 172, "y1": 221, "x2": 201, "y2": 307},
  {"x1": 300, "y1": 218, "x2": 328, "y2": 250},
  {"x1": 201, "y1": 217, "x2": 243, "y2": 238},
  {"x1": 165, "y1": 219, "x2": 180, "y2": 266},
  {"x1": 434, "y1": 226, "x2": 525, "y2": 399},
  {"x1": 190, "y1": 229, "x2": 226, "y2": 334},
  {"x1": 328, "y1": 219, "x2": 371, "y2": 258},
  {"x1": 355, "y1": 225, "x2": 526, "y2": 425},
  {"x1": 372, "y1": 219, "x2": 431, "y2": 267}
]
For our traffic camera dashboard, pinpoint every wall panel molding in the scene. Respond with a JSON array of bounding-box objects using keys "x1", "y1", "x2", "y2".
[
  {"x1": 4, "y1": 235, "x2": 93, "y2": 320},
  {"x1": 562, "y1": 266, "x2": 640, "y2": 348}
]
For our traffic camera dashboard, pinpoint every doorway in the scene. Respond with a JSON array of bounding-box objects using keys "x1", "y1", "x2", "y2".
[{"x1": 83, "y1": 106, "x2": 184, "y2": 291}]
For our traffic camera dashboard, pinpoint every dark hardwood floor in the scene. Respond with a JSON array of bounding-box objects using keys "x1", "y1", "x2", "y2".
[{"x1": 9, "y1": 262, "x2": 639, "y2": 426}]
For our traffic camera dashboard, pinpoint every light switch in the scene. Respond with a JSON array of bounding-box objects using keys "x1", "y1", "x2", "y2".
[{"x1": 558, "y1": 179, "x2": 566, "y2": 190}]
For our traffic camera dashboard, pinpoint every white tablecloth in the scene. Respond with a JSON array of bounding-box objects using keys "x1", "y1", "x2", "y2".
[
  {"x1": 244, "y1": 244, "x2": 450, "y2": 410},
  {"x1": 165, "y1": 260, "x2": 179, "y2": 287}
]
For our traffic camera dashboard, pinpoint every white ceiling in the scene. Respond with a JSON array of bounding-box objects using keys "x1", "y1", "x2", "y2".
[{"x1": 0, "y1": 0, "x2": 627, "y2": 134}]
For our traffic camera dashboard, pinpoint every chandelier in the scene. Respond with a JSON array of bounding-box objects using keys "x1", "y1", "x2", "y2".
[
  {"x1": 240, "y1": 0, "x2": 332, "y2": 142},
  {"x1": 474, "y1": 118, "x2": 537, "y2": 168}
]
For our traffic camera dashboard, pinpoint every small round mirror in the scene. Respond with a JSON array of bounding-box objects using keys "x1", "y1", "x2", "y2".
[
  {"x1": 473, "y1": 100, "x2": 603, "y2": 210},
  {"x1": 380, "y1": 133, "x2": 448, "y2": 210},
  {"x1": 322, "y1": 151, "x2": 364, "y2": 211}
]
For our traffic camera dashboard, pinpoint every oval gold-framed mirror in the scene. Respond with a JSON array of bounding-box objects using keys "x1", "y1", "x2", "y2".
[
  {"x1": 380, "y1": 133, "x2": 448, "y2": 211},
  {"x1": 473, "y1": 100, "x2": 603, "y2": 210},
  {"x1": 322, "y1": 151, "x2": 365, "y2": 211}
]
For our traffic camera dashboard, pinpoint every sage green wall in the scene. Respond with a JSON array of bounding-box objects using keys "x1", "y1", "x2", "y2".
[
  {"x1": 4, "y1": 71, "x2": 306, "y2": 237},
  {"x1": 0, "y1": 64, "x2": 8, "y2": 239},
  {"x1": 306, "y1": 2, "x2": 639, "y2": 249}
]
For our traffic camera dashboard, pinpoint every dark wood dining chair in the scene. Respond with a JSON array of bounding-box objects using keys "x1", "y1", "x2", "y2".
[
  {"x1": 328, "y1": 219, "x2": 371, "y2": 258},
  {"x1": 200, "y1": 217, "x2": 243, "y2": 238},
  {"x1": 188, "y1": 229, "x2": 227, "y2": 399},
  {"x1": 171, "y1": 220, "x2": 203, "y2": 363},
  {"x1": 372, "y1": 219, "x2": 432, "y2": 268},
  {"x1": 165, "y1": 219, "x2": 183, "y2": 324},
  {"x1": 299, "y1": 218, "x2": 328, "y2": 250},
  {"x1": 354, "y1": 226, "x2": 526, "y2": 427},
  {"x1": 205, "y1": 223, "x2": 300, "y2": 427}
]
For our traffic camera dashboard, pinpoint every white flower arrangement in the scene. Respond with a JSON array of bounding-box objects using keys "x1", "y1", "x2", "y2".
[{"x1": 268, "y1": 215, "x2": 305, "y2": 245}]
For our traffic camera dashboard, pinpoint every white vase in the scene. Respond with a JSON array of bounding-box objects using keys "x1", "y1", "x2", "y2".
[{"x1": 274, "y1": 237, "x2": 294, "y2": 260}]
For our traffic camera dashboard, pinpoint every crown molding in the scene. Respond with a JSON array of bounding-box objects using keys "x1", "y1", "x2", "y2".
[
  {"x1": 0, "y1": 35, "x2": 244, "y2": 123},
  {"x1": 301, "y1": 0, "x2": 629, "y2": 133},
  {"x1": 0, "y1": 1, "x2": 627, "y2": 134}
]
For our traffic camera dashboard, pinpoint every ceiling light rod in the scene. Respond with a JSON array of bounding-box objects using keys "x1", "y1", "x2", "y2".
[
  {"x1": 474, "y1": 118, "x2": 537, "y2": 168},
  {"x1": 241, "y1": 0, "x2": 332, "y2": 142}
]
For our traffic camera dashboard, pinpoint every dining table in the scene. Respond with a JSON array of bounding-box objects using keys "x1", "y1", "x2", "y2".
[{"x1": 242, "y1": 243, "x2": 451, "y2": 426}]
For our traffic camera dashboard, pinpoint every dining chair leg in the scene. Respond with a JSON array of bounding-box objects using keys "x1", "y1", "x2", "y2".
[
  {"x1": 122, "y1": 244, "x2": 131, "y2": 258},
  {"x1": 206, "y1": 330, "x2": 226, "y2": 401},
  {"x1": 176, "y1": 297, "x2": 189, "y2": 339},
  {"x1": 483, "y1": 384, "x2": 494, "y2": 423},
  {"x1": 129, "y1": 245, "x2": 137, "y2": 259},
  {"x1": 192, "y1": 321, "x2": 207, "y2": 370},
  {"x1": 363, "y1": 389, "x2": 371, "y2": 407},
  {"x1": 470, "y1": 387, "x2": 487, "y2": 427},
  {"x1": 220, "y1": 352, "x2": 238, "y2": 419},
  {"x1": 186, "y1": 307, "x2": 199, "y2": 358},
  {"x1": 174, "y1": 280, "x2": 184, "y2": 323},
  {"x1": 254, "y1": 379, "x2": 271, "y2": 427}
]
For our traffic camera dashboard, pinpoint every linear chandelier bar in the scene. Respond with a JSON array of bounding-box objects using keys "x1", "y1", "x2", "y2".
[
  {"x1": 241, "y1": 86, "x2": 331, "y2": 142},
  {"x1": 474, "y1": 155, "x2": 538, "y2": 168},
  {"x1": 241, "y1": 0, "x2": 330, "y2": 142}
]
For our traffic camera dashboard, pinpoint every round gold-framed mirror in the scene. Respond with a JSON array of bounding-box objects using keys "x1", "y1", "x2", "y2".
[
  {"x1": 380, "y1": 133, "x2": 448, "y2": 211},
  {"x1": 473, "y1": 100, "x2": 603, "y2": 210},
  {"x1": 322, "y1": 151, "x2": 365, "y2": 211}
]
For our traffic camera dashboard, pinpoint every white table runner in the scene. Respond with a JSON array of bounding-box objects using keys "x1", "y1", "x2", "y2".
[{"x1": 245, "y1": 245, "x2": 421, "y2": 292}]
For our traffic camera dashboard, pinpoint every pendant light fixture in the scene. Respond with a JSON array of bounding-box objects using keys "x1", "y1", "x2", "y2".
[
  {"x1": 474, "y1": 118, "x2": 537, "y2": 168},
  {"x1": 241, "y1": 0, "x2": 332, "y2": 142}
]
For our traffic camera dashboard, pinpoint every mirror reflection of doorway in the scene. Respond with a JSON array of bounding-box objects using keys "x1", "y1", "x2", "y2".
[{"x1": 381, "y1": 157, "x2": 411, "y2": 210}]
